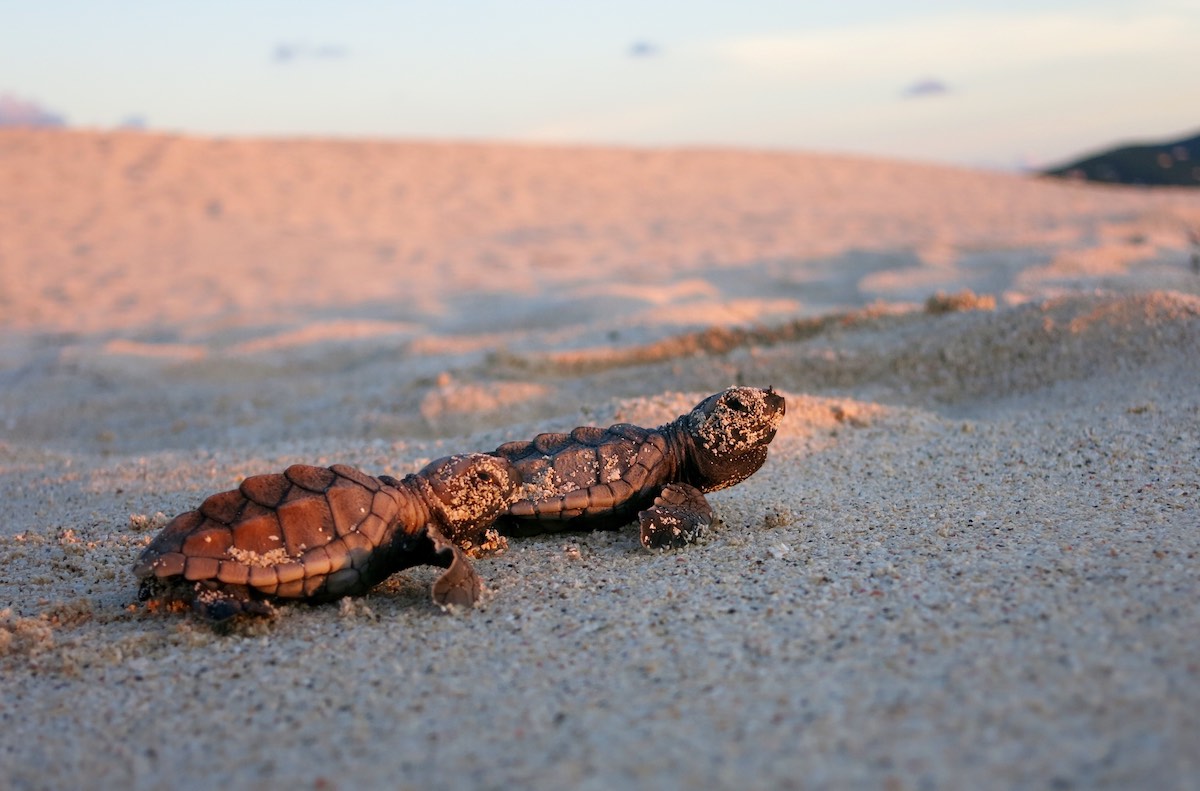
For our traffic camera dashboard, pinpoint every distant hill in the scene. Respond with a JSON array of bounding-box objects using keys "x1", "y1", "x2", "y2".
[
  {"x1": 1043, "y1": 131, "x2": 1200, "y2": 186},
  {"x1": 0, "y1": 93, "x2": 66, "y2": 128}
]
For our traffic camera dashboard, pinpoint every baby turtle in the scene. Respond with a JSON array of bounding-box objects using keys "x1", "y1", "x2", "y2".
[
  {"x1": 133, "y1": 454, "x2": 519, "y2": 620},
  {"x1": 493, "y1": 386, "x2": 785, "y2": 548}
]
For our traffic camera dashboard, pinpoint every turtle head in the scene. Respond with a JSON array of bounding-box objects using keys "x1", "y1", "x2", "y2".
[
  {"x1": 418, "y1": 453, "x2": 521, "y2": 543},
  {"x1": 683, "y1": 386, "x2": 786, "y2": 492}
]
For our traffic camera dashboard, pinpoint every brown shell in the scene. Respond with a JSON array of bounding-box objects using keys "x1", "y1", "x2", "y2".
[{"x1": 133, "y1": 463, "x2": 419, "y2": 599}]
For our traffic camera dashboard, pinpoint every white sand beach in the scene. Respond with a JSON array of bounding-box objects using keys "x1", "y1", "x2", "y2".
[{"x1": 2, "y1": 129, "x2": 1199, "y2": 789}]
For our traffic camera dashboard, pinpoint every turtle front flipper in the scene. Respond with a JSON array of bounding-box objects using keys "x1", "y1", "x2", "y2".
[
  {"x1": 424, "y1": 524, "x2": 485, "y2": 610},
  {"x1": 637, "y1": 483, "x2": 713, "y2": 549}
]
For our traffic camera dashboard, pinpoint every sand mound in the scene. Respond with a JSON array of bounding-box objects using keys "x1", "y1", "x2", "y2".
[{"x1": 744, "y1": 289, "x2": 1200, "y2": 403}]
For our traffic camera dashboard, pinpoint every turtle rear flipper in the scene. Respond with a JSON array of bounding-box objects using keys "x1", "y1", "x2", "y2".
[
  {"x1": 424, "y1": 525, "x2": 485, "y2": 610},
  {"x1": 191, "y1": 582, "x2": 276, "y2": 621},
  {"x1": 638, "y1": 483, "x2": 713, "y2": 549}
]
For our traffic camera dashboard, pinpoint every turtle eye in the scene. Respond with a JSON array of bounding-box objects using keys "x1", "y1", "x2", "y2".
[
  {"x1": 726, "y1": 395, "x2": 748, "y2": 412},
  {"x1": 476, "y1": 469, "x2": 494, "y2": 483}
]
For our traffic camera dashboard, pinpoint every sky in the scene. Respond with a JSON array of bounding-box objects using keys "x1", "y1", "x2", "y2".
[{"x1": 1, "y1": 0, "x2": 1197, "y2": 169}]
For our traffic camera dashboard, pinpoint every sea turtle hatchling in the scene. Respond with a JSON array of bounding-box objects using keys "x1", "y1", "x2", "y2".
[
  {"x1": 133, "y1": 454, "x2": 519, "y2": 620},
  {"x1": 493, "y1": 386, "x2": 786, "y2": 549}
]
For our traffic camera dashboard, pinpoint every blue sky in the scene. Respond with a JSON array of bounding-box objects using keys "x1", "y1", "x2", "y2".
[{"x1": 2, "y1": 0, "x2": 1197, "y2": 168}]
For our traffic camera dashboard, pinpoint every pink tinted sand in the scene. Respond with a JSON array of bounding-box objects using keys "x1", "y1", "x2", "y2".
[
  {"x1": 3, "y1": 130, "x2": 1198, "y2": 341},
  {"x1": 1, "y1": 130, "x2": 1199, "y2": 789}
]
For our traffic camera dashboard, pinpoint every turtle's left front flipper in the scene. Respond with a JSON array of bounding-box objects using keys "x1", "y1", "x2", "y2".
[{"x1": 638, "y1": 483, "x2": 713, "y2": 549}]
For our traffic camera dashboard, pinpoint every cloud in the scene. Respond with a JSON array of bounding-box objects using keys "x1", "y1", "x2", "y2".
[
  {"x1": 118, "y1": 115, "x2": 148, "y2": 130},
  {"x1": 273, "y1": 42, "x2": 349, "y2": 64},
  {"x1": 0, "y1": 93, "x2": 66, "y2": 127},
  {"x1": 628, "y1": 41, "x2": 662, "y2": 59},
  {"x1": 902, "y1": 78, "x2": 950, "y2": 99},
  {"x1": 713, "y1": 10, "x2": 1189, "y2": 82}
]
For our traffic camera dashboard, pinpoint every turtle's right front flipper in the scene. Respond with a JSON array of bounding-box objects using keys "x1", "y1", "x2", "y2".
[
  {"x1": 422, "y1": 524, "x2": 485, "y2": 610},
  {"x1": 638, "y1": 483, "x2": 713, "y2": 549}
]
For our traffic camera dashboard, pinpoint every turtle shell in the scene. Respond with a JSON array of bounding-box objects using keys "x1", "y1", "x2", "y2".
[
  {"x1": 495, "y1": 423, "x2": 673, "y2": 531},
  {"x1": 493, "y1": 387, "x2": 786, "y2": 535},
  {"x1": 134, "y1": 463, "x2": 418, "y2": 600}
]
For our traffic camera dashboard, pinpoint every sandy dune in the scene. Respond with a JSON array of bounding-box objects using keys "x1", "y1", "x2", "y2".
[{"x1": 2, "y1": 130, "x2": 1199, "y2": 789}]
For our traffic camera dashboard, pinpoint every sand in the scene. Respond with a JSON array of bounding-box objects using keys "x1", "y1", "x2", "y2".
[{"x1": 1, "y1": 129, "x2": 1199, "y2": 790}]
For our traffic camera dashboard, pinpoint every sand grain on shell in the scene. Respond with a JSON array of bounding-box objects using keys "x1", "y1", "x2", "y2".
[
  {"x1": 226, "y1": 546, "x2": 293, "y2": 568},
  {"x1": 2, "y1": 130, "x2": 1200, "y2": 790}
]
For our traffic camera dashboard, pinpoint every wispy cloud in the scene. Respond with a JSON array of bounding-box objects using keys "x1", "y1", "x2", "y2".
[
  {"x1": 713, "y1": 10, "x2": 1189, "y2": 81},
  {"x1": 902, "y1": 78, "x2": 950, "y2": 99},
  {"x1": 273, "y1": 42, "x2": 349, "y2": 64},
  {"x1": 628, "y1": 41, "x2": 662, "y2": 59},
  {"x1": 0, "y1": 93, "x2": 66, "y2": 127}
]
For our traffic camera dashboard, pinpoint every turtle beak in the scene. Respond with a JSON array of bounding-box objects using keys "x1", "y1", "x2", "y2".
[{"x1": 764, "y1": 388, "x2": 786, "y2": 418}]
